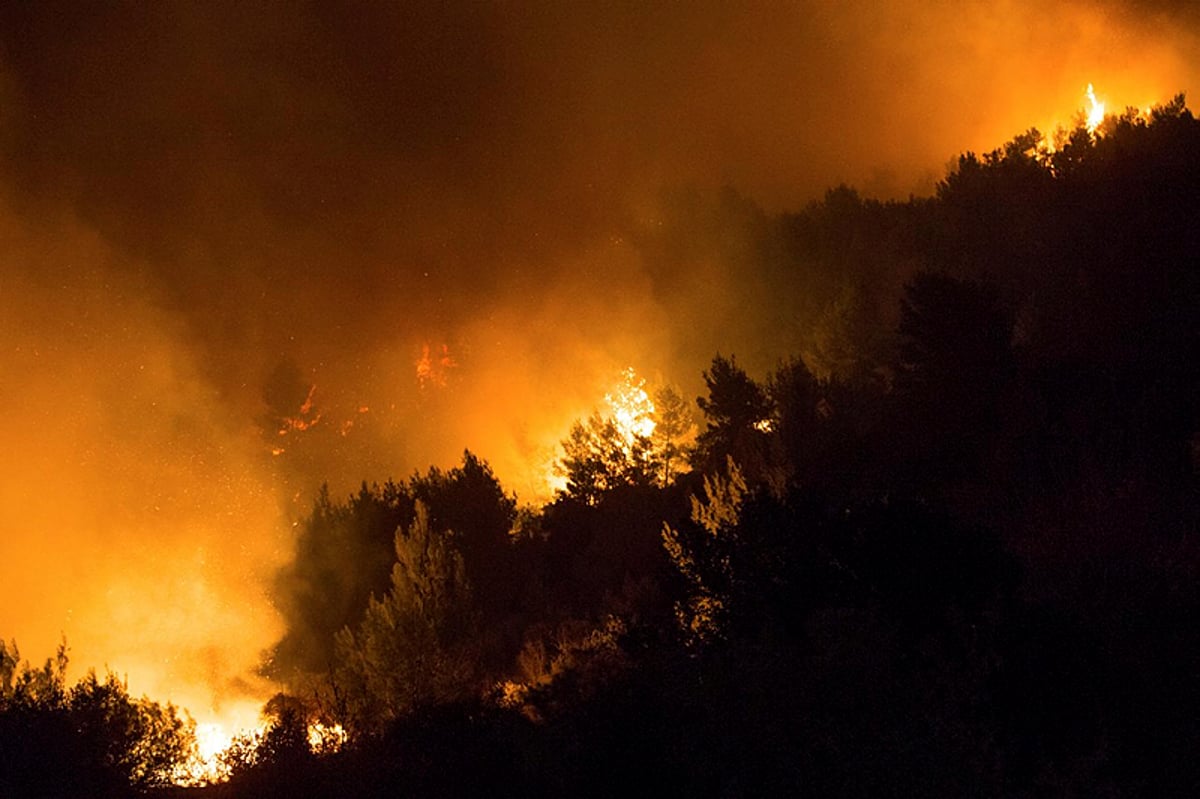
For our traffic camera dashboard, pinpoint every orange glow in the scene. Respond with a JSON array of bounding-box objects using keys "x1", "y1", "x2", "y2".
[
  {"x1": 277, "y1": 384, "x2": 322, "y2": 434},
  {"x1": 0, "y1": 206, "x2": 288, "y2": 791},
  {"x1": 181, "y1": 702, "x2": 268, "y2": 784},
  {"x1": 1085, "y1": 83, "x2": 1106, "y2": 134},
  {"x1": 308, "y1": 721, "x2": 348, "y2": 752},
  {"x1": 416, "y1": 343, "x2": 458, "y2": 389},
  {"x1": 0, "y1": 1, "x2": 1194, "y2": 782},
  {"x1": 604, "y1": 367, "x2": 656, "y2": 445},
  {"x1": 1036, "y1": 83, "x2": 1155, "y2": 155}
]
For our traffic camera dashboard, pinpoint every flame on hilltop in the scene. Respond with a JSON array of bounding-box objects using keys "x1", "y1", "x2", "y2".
[
  {"x1": 604, "y1": 367, "x2": 656, "y2": 445},
  {"x1": 1085, "y1": 83, "x2": 1106, "y2": 134},
  {"x1": 534, "y1": 367, "x2": 659, "y2": 500},
  {"x1": 1035, "y1": 82, "x2": 1121, "y2": 156}
]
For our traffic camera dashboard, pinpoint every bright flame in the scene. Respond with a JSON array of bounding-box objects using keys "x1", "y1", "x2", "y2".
[
  {"x1": 538, "y1": 367, "x2": 659, "y2": 498},
  {"x1": 604, "y1": 367, "x2": 656, "y2": 445},
  {"x1": 308, "y1": 721, "x2": 348, "y2": 752},
  {"x1": 175, "y1": 700, "x2": 269, "y2": 785},
  {"x1": 1085, "y1": 83, "x2": 1106, "y2": 133},
  {"x1": 1035, "y1": 82, "x2": 1144, "y2": 155},
  {"x1": 195, "y1": 723, "x2": 230, "y2": 762},
  {"x1": 173, "y1": 709, "x2": 346, "y2": 784}
]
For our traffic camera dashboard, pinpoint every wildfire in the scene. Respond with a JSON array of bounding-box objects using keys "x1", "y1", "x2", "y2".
[
  {"x1": 416, "y1": 343, "x2": 457, "y2": 389},
  {"x1": 174, "y1": 700, "x2": 267, "y2": 785},
  {"x1": 175, "y1": 711, "x2": 347, "y2": 785},
  {"x1": 1085, "y1": 82, "x2": 1106, "y2": 134},
  {"x1": 339, "y1": 406, "x2": 371, "y2": 436},
  {"x1": 192, "y1": 722, "x2": 241, "y2": 777},
  {"x1": 1036, "y1": 82, "x2": 1122, "y2": 156},
  {"x1": 604, "y1": 367, "x2": 656, "y2": 445},
  {"x1": 277, "y1": 384, "x2": 321, "y2": 435},
  {"x1": 308, "y1": 721, "x2": 348, "y2": 751}
]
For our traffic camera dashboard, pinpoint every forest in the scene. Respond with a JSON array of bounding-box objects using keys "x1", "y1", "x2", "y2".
[{"x1": 3, "y1": 99, "x2": 1199, "y2": 797}]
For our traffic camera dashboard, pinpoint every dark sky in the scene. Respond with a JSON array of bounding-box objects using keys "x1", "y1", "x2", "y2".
[{"x1": 0, "y1": 0, "x2": 1196, "y2": 732}]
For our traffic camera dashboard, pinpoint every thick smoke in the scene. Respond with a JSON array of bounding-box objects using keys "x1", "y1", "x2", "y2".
[
  {"x1": 0, "y1": 202, "x2": 284, "y2": 728},
  {"x1": 0, "y1": 0, "x2": 1196, "y2": 723}
]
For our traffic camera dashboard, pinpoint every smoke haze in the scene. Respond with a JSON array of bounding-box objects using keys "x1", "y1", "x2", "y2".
[{"x1": 0, "y1": 0, "x2": 1196, "y2": 724}]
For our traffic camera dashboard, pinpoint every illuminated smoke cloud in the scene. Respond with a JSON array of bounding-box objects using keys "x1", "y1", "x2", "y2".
[{"x1": 0, "y1": 0, "x2": 1195, "y2": 744}]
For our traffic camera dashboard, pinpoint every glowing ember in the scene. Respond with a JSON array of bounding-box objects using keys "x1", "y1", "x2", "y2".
[
  {"x1": 416, "y1": 343, "x2": 457, "y2": 389},
  {"x1": 277, "y1": 384, "x2": 322, "y2": 434},
  {"x1": 339, "y1": 407, "x2": 368, "y2": 435},
  {"x1": 1085, "y1": 83, "x2": 1106, "y2": 134}
]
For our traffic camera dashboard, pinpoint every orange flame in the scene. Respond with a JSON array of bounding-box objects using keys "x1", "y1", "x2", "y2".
[
  {"x1": 1085, "y1": 83, "x2": 1106, "y2": 134},
  {"x1": 277, "y1": 384, "x2": 321, "y2": 434},
  {"x1": 416, "y1": 343, "x2": 457, "y2": 389},
  {"x1": 604, "y1": 367, "x2": 656, "y2": 445}
]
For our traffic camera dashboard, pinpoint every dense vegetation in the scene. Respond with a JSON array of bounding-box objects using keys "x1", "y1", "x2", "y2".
[
  {"x1": 5, "y1": 100, "x2": 1199, "y2": 796},
  {"x1": 0, "y1": 641, "x2": 195, "y2": 796}
]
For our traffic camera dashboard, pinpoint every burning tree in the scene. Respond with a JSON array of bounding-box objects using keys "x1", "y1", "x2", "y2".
[
  {"x1": 557, "y1": 412, "x2": 657, "y2": 505},
  {"x1": 556, "y1": 369, "x2": 696, "y2": 504}
]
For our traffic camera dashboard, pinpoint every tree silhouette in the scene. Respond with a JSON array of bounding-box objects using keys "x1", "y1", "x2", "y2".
[
  {"x1": 410, "y1": 451, "x2": 516, "y2": 599},
  {"x1": 334, "y1": 502, "x2": 481, "y2": 734},
  {"x1": 651, "y1": 384, "x2": 696, "y2": 485},
  {"x1": 662, "y1": 458, "x2": 748, "y2": 645},
  {"x1": 222, "y1": 693, "x2": 314, "y2": 779},
  {"x1": 557, "y1": 412, "x2": 656, "y2": 505},
  {"x1": 694, "y1": 355, "x2": 772, "y2": 481},
  {"x1": 0, "y1": 640, "x2": 195, "y2": 795},
  {"x1": 803, "y1": 281, "x2": 890, "y2": 382},
  {"x1": 767, "y1": 357, "x2": 822, "y2": 485},
  {"x1": 268, "y1": 481, "x2": 412, "y2": 684}
]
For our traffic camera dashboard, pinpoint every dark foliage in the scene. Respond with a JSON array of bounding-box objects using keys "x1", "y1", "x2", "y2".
[
  {"x1": 227, "y1": 102, "x2": 1200, "y2": 797},
  {"x1": 694, "y1": 354, "x2": 774, "y2": 482},
  {"x1": 0, "y1": 641, "x2": 195, "y2": 798},
  {"x1": 267, "y1": 480, "x2": 413, "y2": 682}
]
